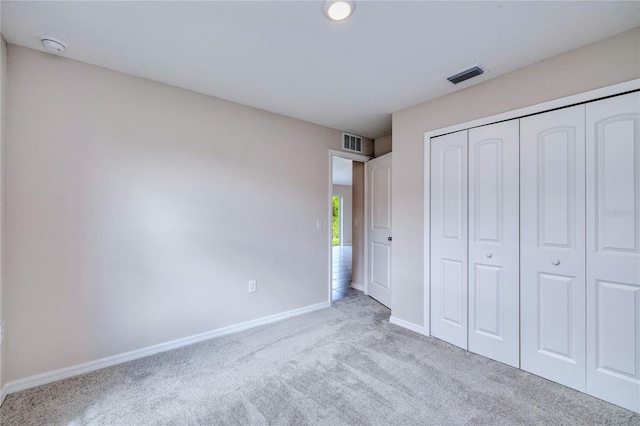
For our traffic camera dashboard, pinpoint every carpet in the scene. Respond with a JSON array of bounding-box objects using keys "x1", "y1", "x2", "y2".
[{"x1": 1, "y1": 295, "x2": 638, "y2": 425}]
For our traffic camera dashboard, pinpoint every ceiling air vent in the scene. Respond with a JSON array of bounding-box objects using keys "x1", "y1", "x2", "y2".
[
  {"x1": 447, "y1": 65, "x2": 485, "y2": 85},
  {"x1": 343, "y1": 132, "x2": 363, "y2": 153}
]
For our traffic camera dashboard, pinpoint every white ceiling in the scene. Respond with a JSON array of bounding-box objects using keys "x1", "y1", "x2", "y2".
[
  {"x1": 2, "y1": 1, "x2": 638, "y2": 139},
  {"x1": 332, "y1": 157, "x2": 352, "y2": 186}
]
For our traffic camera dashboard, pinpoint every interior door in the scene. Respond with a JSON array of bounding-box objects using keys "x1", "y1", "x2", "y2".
[
  {"x1": 366, "y1": 153, "x2": 392, "y2": 307},
  {"x1": 430, "y1": 130, "x2": 468, "y2": 349},
  {"x1": 520, "y1": 105, "x2": 586, "y2": 392},
  {"x1": 468, "y1": 120, "x2": 520, "y2": 367},
  {"x1": 586, "y1": 91, "x2": 640, "y2": 413}
]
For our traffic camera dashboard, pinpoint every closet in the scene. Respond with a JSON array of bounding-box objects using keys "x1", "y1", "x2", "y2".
[
  {"x1": 430, "y1": 121, "x2": 520, "y2": 367},
  {"x1": 428, "y1": 90, "x2": 639, "y2": 413}
]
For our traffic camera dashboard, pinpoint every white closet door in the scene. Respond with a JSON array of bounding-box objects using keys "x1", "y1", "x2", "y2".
[
  {"x1": 586, "y1": 92, "x2": 640, "y2": 413},
  {"x1": 520, "y1": 105, "x2": 586, "y2": 391},
  {"x1": 468, "y1": 120, "x2": 520, "y2": 367},
  {"x1": 430, "y1": 130, "x2": 468, "y2": 349}
]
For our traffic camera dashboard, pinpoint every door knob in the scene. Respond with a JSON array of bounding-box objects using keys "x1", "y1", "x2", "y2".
[
  {"x1": 486, "y1": 253, "x2": 492, "y2": 258},
  {"x1": 552, "y1": 259, "x2": 560, "y2": 266},
  {"x1": 387, "y1": 236, "x2": 392, "y2": 241}
]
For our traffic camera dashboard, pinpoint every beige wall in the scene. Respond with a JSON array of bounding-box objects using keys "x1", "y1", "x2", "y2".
[
  {"x1": 361, "y1": 137, "x2": 374, "y2": 158},
  {"x1": 374, "y1": 135, "x2": 392, "y2": 157},
  {"x1": 351, "y1": 162, "x2": 364, "y2": 287},
  {"x1": 0, "y1": 35, "x2": 6, "y2": 394},
  {"x1": 391, "y1": 27, "x2": 640, "y2": 327},
  {"x1": 332, "y1": 184, "x2": 353, "y2": 245},
  {"x1": 4, "y1": 45, "x2": 371, "y2": 382}
]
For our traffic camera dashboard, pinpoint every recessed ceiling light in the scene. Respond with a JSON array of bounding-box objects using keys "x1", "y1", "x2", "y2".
[
  {"x1": 39, "y1": 37, "x2": 66, "y2": 55},
  {"x1": 323, "y1": 1, "x2": 355, "y2": 22}
]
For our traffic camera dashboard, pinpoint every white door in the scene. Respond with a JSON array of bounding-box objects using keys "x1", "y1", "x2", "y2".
[
  {"x1": 468, "y1": 120, "x2": 520, "y2": 367},
  {"x1": 586, "y1": 92, "x2": 640, "y2": 413},
  {"x1": 430, "y1": 130, "x2": 468, "y2": 349},
  {"x1": 520, "y1": 105, "x2": 587, "y2": 392},
  {"x1": 366, "y1": 153, "x2": 392, "y2": 307}
]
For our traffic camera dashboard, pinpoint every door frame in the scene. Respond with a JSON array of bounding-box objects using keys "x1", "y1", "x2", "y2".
[
  {"x1": 328, "y1": 149, "x2": 371, "y2": 304},
  {"x1": 422, "y1": 78, "x2": 640, "y2": 337}
]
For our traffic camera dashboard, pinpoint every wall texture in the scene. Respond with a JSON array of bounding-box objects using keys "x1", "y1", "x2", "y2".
[
  {"x1": 391, "y1": 27, "x2": 640, "y2": 327},
  {"x1": 374, "y1": 135, "x2": 392, "y2": 158},
  {"x1": 4, "y1": 45, "x2": 372, "y2": 382},
  {"x1": 351, "y1": 162, "x2": 364, "y2": 288},
  {"x1": 332, "y1": 184, "x2": 353, "y2": 245},
  {"x1": 0, "y1": 35, "x2": 7, "y2": 394}
]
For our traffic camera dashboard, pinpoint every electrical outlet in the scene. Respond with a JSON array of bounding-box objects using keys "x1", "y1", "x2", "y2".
[
  {"x1": 316, "y1": 219, "x2": 323, "y2": 230},
  {"x1": 0, "y1": 326, "x2": 3, "y2": 346},
  {"x1": 248, "y1": 280, "x2": 257, "y2": 293}
]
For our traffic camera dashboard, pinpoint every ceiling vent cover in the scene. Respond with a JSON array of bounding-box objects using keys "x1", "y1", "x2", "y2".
[
  {"x1": 343, "y1": 132, "x2": 363, "y2": 153},
  {"x1": 447, "y1": 65, "x2": 484, "y2": 85}
]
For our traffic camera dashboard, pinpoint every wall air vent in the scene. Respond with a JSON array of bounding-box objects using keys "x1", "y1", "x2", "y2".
[
  {"x1": 447, "y1": 65, "x2": 485, "y2": 85},
  {"x1": 342, "y1": 132, "x2": 363, "y2": 153}
]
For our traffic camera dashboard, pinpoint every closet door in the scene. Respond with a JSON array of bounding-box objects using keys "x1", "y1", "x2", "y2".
[
  {"x1": 520, "y1": 105, "x2": 586, "y2": 391},
  {"x1": 586, "y1": 92, "x2": 640, "y2": 413},
  {"x1": 430, "y1": 130, "x2": 468, "y2": 349},
  {"x1": 468, "y1": 121, "x2": 520, "y2": 367}
]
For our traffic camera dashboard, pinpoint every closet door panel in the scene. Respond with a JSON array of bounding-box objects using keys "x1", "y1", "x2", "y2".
[
  {"x1": 468, "y1": 120, "x2": 520, "y2": 367},
  {"x1": 430, "y1": 130, "x2": 468, "y2": 349},
  {"x1": 586, "y1": 91, "x2": 640, "y2": 413},
  {"x1": 520, "y1": 105, "x2": 586, "y2": 391}
]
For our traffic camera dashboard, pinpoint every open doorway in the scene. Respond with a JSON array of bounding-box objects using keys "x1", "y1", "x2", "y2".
[{"x1": 330, "y1": 155, "x2": 364, "y2": 304}]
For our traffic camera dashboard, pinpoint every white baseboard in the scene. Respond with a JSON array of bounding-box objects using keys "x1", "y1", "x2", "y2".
[
  {"x1": 5, "y1": 301, "x2": 330, "y2": 395},
  {"x1": 350, "y1": 282, "x2": 364, "y2": 291},
  {"x1": 389, "y1": 316, "x2": 429, "y2": 336},
  {"x1": 0, "y1": 384, "x2": 6, "y2": 406}
]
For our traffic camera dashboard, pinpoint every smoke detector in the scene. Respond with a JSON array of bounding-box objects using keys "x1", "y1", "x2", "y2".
[{"x1": 39, "y1": 37, "x2": 66, "y2": 55}]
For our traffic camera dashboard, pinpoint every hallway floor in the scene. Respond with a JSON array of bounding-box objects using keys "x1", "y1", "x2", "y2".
[{"x1": 331, "y1": 245, "x2": 363, "y2": 304}]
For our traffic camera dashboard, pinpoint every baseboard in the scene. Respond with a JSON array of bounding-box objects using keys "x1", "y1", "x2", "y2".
[
  {"x1": 350, "y1": 282, "x2": 364, "y2": 291},
  {"x1": 5, "y1": 301, "x2": 330, "y2": 395},
  {"x1": 0, "y1": 384, "x2": 6, "y2": 406},
  {"x1": 389, "y1": 316, "x2": 429, "y2": 336}
]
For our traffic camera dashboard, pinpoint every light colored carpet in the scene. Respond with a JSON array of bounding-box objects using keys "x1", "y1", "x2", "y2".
[{"x1": 1, "y1": 295, "x2": 639, "y2": 425}]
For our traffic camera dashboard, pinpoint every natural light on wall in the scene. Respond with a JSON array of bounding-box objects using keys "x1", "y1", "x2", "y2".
[{"x1": 323, "y1": 1, "x2": 355, "y2": 21}]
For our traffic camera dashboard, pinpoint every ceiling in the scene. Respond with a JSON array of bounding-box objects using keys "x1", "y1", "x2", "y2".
[
  {"x1": 2, "y1": 1, "x2": 638, "y2": 139},
  {"x1": 332, "y1": 157, "x2": 352, "y2": 186}
]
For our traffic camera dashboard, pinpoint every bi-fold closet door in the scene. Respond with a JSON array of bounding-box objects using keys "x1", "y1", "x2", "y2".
[
  {"x1": 430, "y1": 121, "x2": 520, "y2": 367},
  {"x1": 585, "y1": 93, "x2": 639, "y2": 411},
  {"x1": 520, "y1": 105, "x2": 587, "y2": 391},
  {"x1": 429, "y1": 91, "x2": 639, "y2": 413},
  {"x1": 518, "y1": 92, "x2": 639, "y2": 412}
]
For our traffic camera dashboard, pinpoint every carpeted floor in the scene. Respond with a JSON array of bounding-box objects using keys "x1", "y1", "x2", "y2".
[{"x1": 1, "y1": 295, "x2": 639, "y2": 425}]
